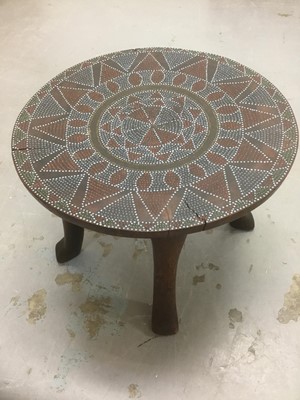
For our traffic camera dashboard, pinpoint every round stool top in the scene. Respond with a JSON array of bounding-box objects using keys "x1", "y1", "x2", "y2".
[{"x1": 12, "y1": 48, "x2": 298, "y2": 236}]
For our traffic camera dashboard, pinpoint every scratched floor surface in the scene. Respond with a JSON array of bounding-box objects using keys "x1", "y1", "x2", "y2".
[{"x1": 1, "y1": 1, "x2": 300, "y2": 399}]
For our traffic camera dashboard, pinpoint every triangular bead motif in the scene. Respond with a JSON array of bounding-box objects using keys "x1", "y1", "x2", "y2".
[{"x1": 11, "y1": 48, "x2": 298, "y2": 232}]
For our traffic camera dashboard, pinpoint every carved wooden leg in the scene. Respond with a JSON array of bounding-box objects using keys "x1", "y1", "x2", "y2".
[
  {"x1": 230, "y1": 212, "x2": 255, "y2": 231},
  {"x1": 151, "y1": 234, "x2": 187, "y2": 335},
  {"x1": 56, "y1": 219, "x2": 84, "y2": 263}
]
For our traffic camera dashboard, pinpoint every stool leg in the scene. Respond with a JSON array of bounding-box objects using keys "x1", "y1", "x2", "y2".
[
  {"x1": 56, "y1": 219, "x2": 84, "y2": 263},
  {"x1": 151, "y1": 234, "x2": 187, "y2": 335},
  {"x1": 230, "y1": 212, "x2": 255, "y2": 231}
]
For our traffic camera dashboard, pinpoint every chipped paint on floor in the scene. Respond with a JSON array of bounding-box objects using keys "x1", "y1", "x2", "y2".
[
  {"x1": 52, "y1": 350, "x2": 89, "y2": 393},
  {"x1": 99, "y1": 241, "x2": 113, "y2": 257},
  {"x1": 27, "y1": 289, "x2": 47, "y2": 324},
  {"x1": 32, "y1": 235, "x2": 44, "y2": 241},
  {"x1": 66, "y1": 327, "x2": 76, "y2": 339},
  {"x1": 133, "y1": 239, "x2": 148, "y2": 260},
  {"x1": 93, "y1": 232, "x2": 104, "y2": 239},
  {"x1": 277, "y1": 274, "x2": 300, "y2": 324},
  {"x1": 128, "y1": 383, "x2": 142, "y2": 398},
  {"x1": 10, "y1": 295, "x2": 20, "y2": 306},
  {"x1": 228, "y1": 308, "x2": 243, "y2": 329},
  {"x1": 55, "y1": 271, "x2": 83, "y2": 292},
  {"x1": 196, "y1": 262, "x2": 220, "y2": 271},
  {"x1": 79, "y1": 296, "x2": 112, "y2": 338},
  {"x1": 278, "y1": 12, "x2": 292, "y2": 17},
  {"x1": 193, "y1": 274, "x2": 205, "y2": 285},
  {"x1": 61, "y1": 265, "x2": 128, "y2": 340}
]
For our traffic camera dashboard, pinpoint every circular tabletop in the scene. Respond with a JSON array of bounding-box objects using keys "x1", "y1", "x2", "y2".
[{"x1": 12, "y1": 48, "x2": 298, "y2": 236}]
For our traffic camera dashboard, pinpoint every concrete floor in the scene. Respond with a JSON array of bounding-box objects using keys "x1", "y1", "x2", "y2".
[{"x1": 1, "y1": 0, "x2": 300, "y2": 399}]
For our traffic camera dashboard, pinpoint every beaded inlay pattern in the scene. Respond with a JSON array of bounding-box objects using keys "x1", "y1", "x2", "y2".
[{"x1": 12, "y1": 48, "x2": 298, "y2": 232}]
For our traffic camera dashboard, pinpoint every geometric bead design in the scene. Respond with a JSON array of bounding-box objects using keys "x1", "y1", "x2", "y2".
[{"x1": 12, "y1": 48, "x2": 298, "y2": 233}]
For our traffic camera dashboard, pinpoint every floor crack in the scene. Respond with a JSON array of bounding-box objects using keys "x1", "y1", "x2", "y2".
[{"x1": 137, "y1": 336, "x2": 158, "y2": 348}]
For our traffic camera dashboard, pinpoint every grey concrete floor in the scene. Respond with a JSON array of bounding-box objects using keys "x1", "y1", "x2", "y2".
[{"x1": 1, "y1": 0, "x2": 300, "y2": 399}]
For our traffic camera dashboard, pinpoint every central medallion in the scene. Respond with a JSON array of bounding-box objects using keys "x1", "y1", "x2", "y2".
[{"x1": 89, "y1": 85, "x2": 219, "y2": 171}]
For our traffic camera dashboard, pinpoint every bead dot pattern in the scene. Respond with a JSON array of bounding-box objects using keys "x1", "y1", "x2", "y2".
[{"x1": 12, "y1": 48, "x2": 298, "y2": 233}]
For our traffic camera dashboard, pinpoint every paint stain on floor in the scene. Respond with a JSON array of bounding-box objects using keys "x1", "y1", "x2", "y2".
[
  {"x1": 196, "y1": 262, "x2": 220, "y2": 271},
  {"x1": 10, "y1": 295, "x2": 21, "y2": 306},
  {"x1": 27, "y1": 289, "x2": 47, "y2": 324},
  {"x1": 99, "y1": 241, "x2": 113, "y2": 257},
  {"x1": 66, "y1": 327, "x2": 76, "y2": 338},
  {"x1": 79, "y1": 296, "x2": 112, "y2": 338},
  {"x1": 248, "y1": 344, "x2": 256, "y2": 355},
  {"x1": 53, "y1": 350, "x2": 89, "y2": 392},
  {"x1": 55, "y1": 271, "x2": 83, "y2": 292},
  {"x1": 93, "y1": 232, "x2": 103, "y2": 238},
  {"x1": 277, "y1": 274, "x2": 300, "y2": 324},
  {"x1": 193, "y1": 274, "x2": 205, "y2": 285},
  {"x1": 228, "y1": 308, "x2": 243, "y2": 329},
  {"x1": 208, "y1": 262, "x2": 220, "y2": 271},
  {"x1": 32, "y1": 235, "x2": 44, "y2": 241},
  {"x1": 278, "y1": 12, "x2": 292, "y2": 17},
  {"x1": 128, "y1": 383, "x2": 142, "y2": 398},
  {"x1": 133, "y1": 239, "x2": 148, "y2": 260}
]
